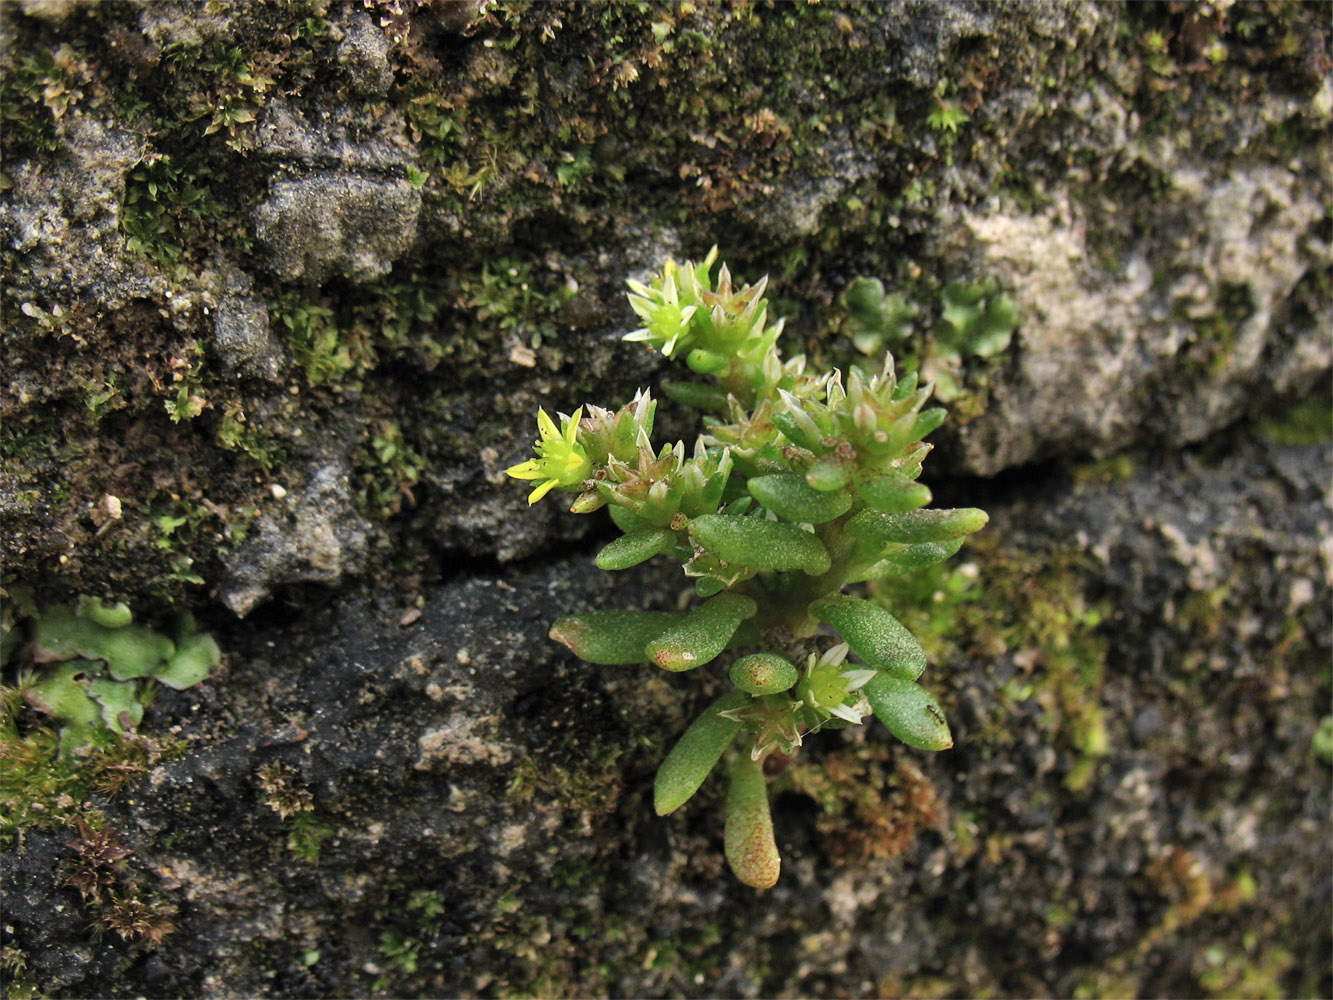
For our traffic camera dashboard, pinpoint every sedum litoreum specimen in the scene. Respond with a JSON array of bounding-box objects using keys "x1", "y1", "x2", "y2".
[{"x1": 507, "y1": 249, "x2": 986, "y2": 888}]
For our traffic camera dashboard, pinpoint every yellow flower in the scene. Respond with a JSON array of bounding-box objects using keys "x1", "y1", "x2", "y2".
[{"x1": 505, "y1": 407, "x2": 592, "y2": 505}]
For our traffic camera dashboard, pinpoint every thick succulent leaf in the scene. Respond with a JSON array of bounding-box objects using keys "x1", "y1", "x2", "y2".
[
  {"x1": 595, "y1": 529, "x2": 677, "y2": 570},
  {"x1": 747, "y1": 474, "x2": 851, "y2": 524},
  {"x1": 688, "y1": 515, "x2": 831, "y2": 575},
  {"x1": 654, "y1": 689, "x2": 749, "y2": 815},
  {"x1": 810, "y1": 595, "x2": 926, "y2": 680},
  {"x1": 891, "y1": 369, "x2": 920, "y2": 401},
  {"x1": 846, "y1": 507, "x2": 988, "y2": 548},
  {"x1": 724, "y1": 754, "x2": 781, "y2": 889},
  {"x1": 910, "y1": 407, "x2": 948, "y2": 442},
  {"x1": 852, "y1": 538, "x2": 967, "y2": 581},
  {"x1": 863, "y1": 672, "x2": 953, "y2": 751},
  {"x1": 729, "y1": 653, "x2": 799, "y2": 695},
  {"x1": 646, "y1": 592, "x2": 758, "y2": 672},
  {"x1": 686, "y1": 347, "x2": 730, "y2": 376},
  {"x1": 804, "y1": 453, "x2": 851, "y2": 491},
  {"x1": 155, "y1": 633, "x2": 221, "y2": 690},
  {"x1": 854, "y1": 470, "x2": 932, "y2": 514},
  {"x1": 549, "y1": 609, "x2": 688, "y2": 664},
  {"x1": 607, "y1": 503, "x2": 645, "y2": 534},
  {"x1": 883, "y1": 537, "x2": 965, "y2": 569}
]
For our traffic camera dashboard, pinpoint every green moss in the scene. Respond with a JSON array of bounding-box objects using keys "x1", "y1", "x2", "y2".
[
  {"x1": 870, "y1": 536, "x2": 1111, "y2": 789},
  {"x1": 0, "y1": 42, "x2": 88, "y2": 157},
  {"x1": 505, "y1": 749, "x2": 623, "y2": 815},
  {"x1": 776, "y1": 741, "x2": 943, "y2": 863},
  {"x1": 0, "y1": 693, "x2": 188, "y2": 848},
  {"x1": 287, "y1": 811, "x2": 334, "y2": 864},
  {"x1": 1253, "y1": 388, "x2": 1333, "y2": 446},
  {"x1": 121, "y1": 154, "x2": 219, "y2": 271},
  {"x1": 1073, "y1": 452, "x2": 1138, "y2": 486},
  {"x1": 355, "y1": 420, "x2": 425, "y2": 519}
]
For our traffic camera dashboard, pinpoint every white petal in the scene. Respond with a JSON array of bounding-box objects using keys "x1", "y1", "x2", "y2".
[
  {"x1": 840, "y1": 669, "x2": 878, "y2": 692},
  {"x1": 830, "y1": 702, "x2": 865, "y2": 724}
]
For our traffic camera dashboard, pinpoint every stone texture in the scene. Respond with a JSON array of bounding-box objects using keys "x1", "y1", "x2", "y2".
[
  {"x1": 220, "y1": 458, "x2": 377, "y2": 617},
  {"x1": 252, "y1": 173, "x2": 422, "y2": 284},
  {"x1": 0, "y1": 113, "x2": 163, "y2": 309},
  {"x1": 1, "y1": 3, "x2": 1328, "y2": 998}
]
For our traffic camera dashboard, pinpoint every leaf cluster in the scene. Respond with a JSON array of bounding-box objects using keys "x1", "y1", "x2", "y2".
[
  {"x1": 508, "y1": 251, "x2": 986, "y2": 886},
  {"x1": 3, "y1": 590, "x2": 221, "y2": 755},
  {"x1": 841, "y1": 273, "x2": 1019, "y2": 403}
]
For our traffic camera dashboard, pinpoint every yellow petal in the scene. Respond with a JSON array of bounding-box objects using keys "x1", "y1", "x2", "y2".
[
  {"x1": 505, "y1": 461, "x2": 543, "y2": 480},
  {"x1": 527, "y1": 478, "x2": 559, "y2": 505},
  {"x1": 536, "y1": 407, "x2": 559, "y2": 441}
]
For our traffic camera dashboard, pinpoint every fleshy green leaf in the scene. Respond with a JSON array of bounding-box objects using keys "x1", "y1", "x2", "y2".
[
  {"x1": 646, "y1": 592, "x2": 757, "y2": 672},
  {"x1": 654, "y1": 689, "x2": 749, "y2": 815},
  {"x1": 804, "y1": 453, "x2": 851, "y2": 491},
  {"x1": 853, "y1": 538, "x2": 966, "y2": 580},
  {"x1": 689, "y1": 515, "x2": 831, "y2": 575},
  {"x1": 747, "y1": 474, "x2": 851, "y2": 524},
  {"x1": 607, "y1": 503, "x2": 645, "y2": 534},
  {"x1": 863, "y1": 672, "x2": 953, "y2": 751},
  {"x1": 595, "y1": 529, "x2": 677, "y2": 570},
  {"x1": 846, "y1": 507, "x2": 988, "y2": 548},
  {"x1": 854, "y1": 470, "x2": 931, "y2": 514},
  {"x1": 724, "y1": 754, "x2": 780, "y2": 889},
  {"x1": 810, "y1": 595, "x2": 926, "y2": 680},
  {"x1": 882, "y1": 537, "x2": 965, "y2": 569},
  {"x1": 686, "y1": 348, "x2": 730, "y2": 376},
  {"x1": 910, "y1": 407, "x2": 947, "y2": 441},
  {"x1": 729, "y1": 653, "x2": 799, "y2": 695},
  {"x1": 549, "y1": 610, "x2": 688, "y2": 664}
]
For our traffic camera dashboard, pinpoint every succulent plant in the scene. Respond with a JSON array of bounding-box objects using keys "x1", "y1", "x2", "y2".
[{"x1": 508, "y1": 250, "x2": 986, "y2": 887}]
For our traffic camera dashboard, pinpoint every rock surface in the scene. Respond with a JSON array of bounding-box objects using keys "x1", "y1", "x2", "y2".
[{"x1": 0, "y1": 2, "x2": 1328, "y2": 998}]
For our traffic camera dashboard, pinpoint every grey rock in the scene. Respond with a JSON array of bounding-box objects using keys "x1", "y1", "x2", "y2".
[
  {"x1": 254, "y1": 99, "x2": 417, "y2": 173},
  {"x1": 15, "y1": 0, "x2": 89, "y2": 21},
  {"x1": 211, "y1": 290, "x2": 286, "y2": 382},
  {"x1": 220, "y1": 459, "x2": 377, "y2": 616},
  {"x1": 752, "y1": 137, "x2": 875, "y2": 239},
  {"x1": 10, "y1": 433, "x2": 1325, "y2": 998},
  {"x1": 337, "y1": 10, "x2": 395, "y2": 97},
  {"x1": 943, "y1": 167, "x2": 1328, "y2": 476},
  {"x1": 252, "y1": 172, "x2": 421, "y2": 284},
  {"x1": 137, "y1": 0, "x2": 239, "y2": 49},
  {"x1": 0, "y1": 113, "x2": 165, "y2": 309}
]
